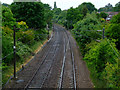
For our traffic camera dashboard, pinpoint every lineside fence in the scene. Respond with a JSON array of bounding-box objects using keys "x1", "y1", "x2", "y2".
[
  {"x1": 73, "y1": 28, "x2": 120, "y2": 59},
  {"x1": 1, "y1": 25, "x2": 51, "y2": 78}
]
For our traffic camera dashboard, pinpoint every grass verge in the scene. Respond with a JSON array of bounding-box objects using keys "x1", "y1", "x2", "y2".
[{"x1": 2, "y1": 30, "x2": 53, "y2": 86}]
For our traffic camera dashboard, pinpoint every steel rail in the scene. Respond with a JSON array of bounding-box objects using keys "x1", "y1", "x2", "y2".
[
  {"x1": 65, "y1": 30, "x2": 77, "y2": 89},
  {"x1": 24, "y1": 28, "x2": 58, "y2": 89},
  {"x1": 58, "y1": 28, "x2": 76, "y2": 89},
  {"x1": 24, "y1": 33, "x2": 55, "y2": 89}
]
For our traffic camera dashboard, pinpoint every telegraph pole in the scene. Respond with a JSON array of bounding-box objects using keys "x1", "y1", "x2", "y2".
[
  {"x1": 13, "y1": 25, "x2": 16, "y2": 78},
  {"x1": 47, "y1": 24, "x2": 49, "y2": 39},
  {"x1": 103, "y1": 28, "x2": 105, "y2": 39}
]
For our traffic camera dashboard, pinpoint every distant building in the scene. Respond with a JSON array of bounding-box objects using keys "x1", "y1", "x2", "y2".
[{"x1": 105, "y1": 12, "x2": 119, "y2": 21}]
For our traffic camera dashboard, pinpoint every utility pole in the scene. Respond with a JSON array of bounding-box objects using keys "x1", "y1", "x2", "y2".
[
  {"x1": 47, "y1": 24, "x2": 49, "y2": 39},
  {"x1": 13, "y1": 25, "x2": 16, "y2": 78},
  {"x1": 71, "y1": 21, "x2": 72, "y2": 30},
  {"x1": 103, "y1": 28, "x2": 105, "y2": 39}
]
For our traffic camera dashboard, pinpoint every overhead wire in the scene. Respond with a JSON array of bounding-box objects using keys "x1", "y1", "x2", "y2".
[{"x1": 2, "y1": 32, "x2": 48, "y2": 60}]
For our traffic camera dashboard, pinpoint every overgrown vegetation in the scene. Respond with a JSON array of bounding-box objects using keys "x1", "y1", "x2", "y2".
[
  {"x1": 53, "y1": 1, "x2": 120, "y2": 88},
  {"x1": 2, "y1": 0, "x2": 120, "y2": 88},
  {"x1": 2, "y1": 2, "x2": 53, "y2": 85},
  {"x1": 98, "y1": 2, "x2": 120, "y2": 12}
]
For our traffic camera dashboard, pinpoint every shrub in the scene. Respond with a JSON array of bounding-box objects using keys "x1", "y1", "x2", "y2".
[
  {"x1": 105, "y1": 23, "x2": 120, "y2": 49},
  {"x1": 73, "y1": 12, "x2": 102, "y2": 55},
  {"x1": 2, "y1": 5, "x2": 17, "y2": 29},
  {"x1": 2, "y1": 26, "x2": 13, "y2": 37},
  {"x1": 17, "y1": 21, "x2": 28, "y2": 31},
  {"x1": 16, "y1": 41, "x2": 32, "y2": 62},
  {"x1": 84, "y1": 39, "x2": 119, "y2": 88},
  {"x1": 16, "y1": 30, "x2": 35, "y2": 45},
  {"x1": 2, "y1": 36, "x2": 13, "y2": 65},
  {"x1": 103, "y1": 62, "x2": 120, "y2": 88}
]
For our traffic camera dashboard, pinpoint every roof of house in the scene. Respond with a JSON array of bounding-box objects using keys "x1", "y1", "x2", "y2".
[{"x1": 105, "y1": 12, "x2": 119, "y2": 15}]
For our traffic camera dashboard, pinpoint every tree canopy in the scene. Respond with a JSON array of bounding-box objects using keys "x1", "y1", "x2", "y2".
[
  {"x1": 10, "y1": 2, "x2": 46, "y2": 29},
  {"x1": 77, "y1": 2, "x2": 97, "y2": 13},
  {"x1": 2, "y1": 5, "x2": 16, "y2": 29}
]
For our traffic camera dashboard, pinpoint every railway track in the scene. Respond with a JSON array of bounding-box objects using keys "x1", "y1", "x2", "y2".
[
  {"x1": 58, "y1": 28, "x2": 77, "y2": 89},
  {"x1": 24, "y1": 27, "x2": 60, "y2": 89},
  {"x1": 5, "y1": 24, "x2": 93, "y2": 89},
  {"x1": 23, "y1": 25, "x2": 77, "y2": 89}
]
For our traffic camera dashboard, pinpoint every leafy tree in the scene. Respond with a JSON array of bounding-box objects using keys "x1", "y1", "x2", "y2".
[
  {"x1": 73, "y1": 12, "x2": 102, "y2": 55},
  {"x1": 2, "y1": 5, "x2": 16, "y2": 29},
  {"x1": 52, "y1": 8, "x2": 62, "y2": 23},
  {"x1": 66, "y1": 7, "x2": 83, "y2": 29},
  {"x1": 110, "y1": 13, "x2": 120, "y2": 24},
  {"x1": 105, "y1": 13, "x2": 120, "y2": 49},
  {"x1": 84, "y1": 39, "x2": 119, "y2": 88},
  {"x1": 57, "y1": 10, "x2": 67, "y2": 26},
  {"x1": 77, "y1": 2, "x2": 97, "y2": 13},
  {"x1": 10, "y1": 2, "x2": 46, "y2": 29},
  {"x1": 99, "y1": 12, "x2": 108, "y2": 19},
  {"x1": 44, "y1": 4, "x2": 53, "y2": 28},
  {"x1": 114, "y1": 2, "x2": 120, "y2": 11},
  {"x1": 105, "y1": 3, "x2": 113, "y2": 11},
  {"x1": 81, "y1": 5, "x2": 88, "y2": 16},
  {"x1": 53, "y1": 8, "x2": 61, "y2": 15},
  {"x1": 2, "y1": 3, "x2": 9, "y2": 7},
  {"x1": 98, "y1": 3, "x2": 113, "y2": 12}
]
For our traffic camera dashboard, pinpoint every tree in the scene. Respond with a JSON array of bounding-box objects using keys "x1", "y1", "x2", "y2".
[
  {"x1": 111, "y1": 13, "x2": 120, "y2": 24},
  {"x1": 57, "y1": 10, "x2": 67, "y2": 26},
  {"x1": 53, "y1": 8, "x2": 61, "y2": 15},
  {"x1": 10, "y1": 2, "x2": 46, "y2": 29},
  {"x1": 78, "y1": 2, "x2": 97, "y2": 13},
  {"x1": 73, "y1": 12, "x2": 101, "y2": 55},
  {"x1": 2, "y1": 5, "x2": 16, "y2": 29},
  {"x1": 105, "y1": 3, "x2": 113, "y2": 11},
  {"x1": 81, "y1": 5, "x2": 88, "y2": 16},
  {"x1": 2, "y1": 3, "x2": 9, "y2": 7},
  {"x1": 98, "y1": 3, "x2": 113, "y2": 12},
  {"x1": 66, "y1": 7, "x2": 83, "y2": 29},
  {"x1": 52, "y1": 8, "x2": 62, "y2": 23},
  {"x1": 114, "y1": 2, "x2": 120, "y2": 12},
  {"x1": 105, "y1": 13, "x2": 120, "y2": 49},
  {"x1": 44, "y1": 4, "x2": 53, "y2": 28},
  {"x1": 99, "y1": 12, "x2": 108, "y2": 19}
]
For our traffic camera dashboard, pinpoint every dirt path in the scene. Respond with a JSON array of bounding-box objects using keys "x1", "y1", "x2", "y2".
[{"x1": 3, "y1": 24, "x2": 93, "y2": 89}]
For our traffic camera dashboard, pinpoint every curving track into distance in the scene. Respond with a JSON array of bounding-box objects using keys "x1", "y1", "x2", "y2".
[{"x1": 5, "y1": 24, "x2": 93, "y2": 89}]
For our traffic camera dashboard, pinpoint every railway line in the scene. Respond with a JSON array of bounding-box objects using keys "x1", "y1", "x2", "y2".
[
  {"x1": 58, "y1": 29, "x2": 77, "y2": 89},
  {"x1": 5, "y1": 24, "x2": 93, "y2": 89}
]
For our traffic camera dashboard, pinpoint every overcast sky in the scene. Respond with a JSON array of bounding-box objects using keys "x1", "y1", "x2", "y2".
[{"x1": 0, "y1": 0, "x2": 120, "y2": 10}]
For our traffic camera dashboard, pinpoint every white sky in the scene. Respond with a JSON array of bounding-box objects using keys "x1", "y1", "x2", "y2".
[{"x1": 0, "y1": 0, "x2": 120, "y2": 10}]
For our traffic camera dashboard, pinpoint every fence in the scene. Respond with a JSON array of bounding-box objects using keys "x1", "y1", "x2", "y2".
[{"x1": 2, "y1": 26, "x2": 50, "y2": 78}]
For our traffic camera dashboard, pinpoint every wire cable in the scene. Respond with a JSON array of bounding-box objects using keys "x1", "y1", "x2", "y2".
[
  {"x1": 1, "y1": 34, "x2": 48, "y2": 60},
  {"x1": 106, "y1": 39, "x2": 119, "y2": 58}
]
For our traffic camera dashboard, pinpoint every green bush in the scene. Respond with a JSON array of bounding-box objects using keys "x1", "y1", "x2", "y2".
[
  {"x1": 103, "y1": 62, "x2": 119, "y2": 88},
  {"x1": 105, "y1": 13, "x2": 120, "y2": 49},
  {"x1": 73, "y1": 12, "x2": 102, "y2": 55},
  {"x1": 84, "y1": 39, "x2": 119, "y2": 88},
  {"x1": 16, "y1": 41, "x2": 32, "y2": 62},
  {"x1": 16, "y1": 30, "x2": 35, "y2": 45},
  {"x1": 2, "y1": 26, "x2": 13, "y2": 37},
  {"x1": 2, "y1": 36, "x2": 13, "y2": 65},
  {"x1": 2, "y1": 5, "x2": 17, "y2": 29}
]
